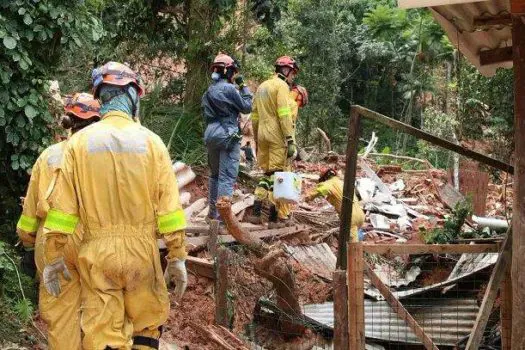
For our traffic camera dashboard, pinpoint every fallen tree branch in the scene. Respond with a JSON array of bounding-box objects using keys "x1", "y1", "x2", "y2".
[
  {"x1": 316, "y1": 127, "x2": 331, "y2": 152},
  {"x1": 217, "y1": 196, "x2": 305, "y2": 336}
]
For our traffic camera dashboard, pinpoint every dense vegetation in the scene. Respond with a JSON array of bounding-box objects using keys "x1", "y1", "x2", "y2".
[{"x1": 0, "y1": 0, "x2": 514, "y2": 343}]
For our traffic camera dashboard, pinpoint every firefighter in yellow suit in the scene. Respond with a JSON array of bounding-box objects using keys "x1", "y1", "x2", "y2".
[
  {"x1": 306, "y1": 168, "x2": 365, "y2": 242},
  {"x1": 16, "y1": 93, "x2": 101, "y2": 349},
  {"x1": 248, "y1": 56, "x2": 300, "y2": 228},
  {"x1": 42, "y1": 62, "x2": 188, "y2": 350}
]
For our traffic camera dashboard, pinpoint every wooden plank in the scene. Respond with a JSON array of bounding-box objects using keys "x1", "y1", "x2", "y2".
[
  {"x1": 207, "y1": 219, "x2": 220, "y2": 258},
  {"x1": 215, "y1": 247, "x2": 230, "y2": 327},
  {"x1": 364, "y1": 261, "x2": 439, "y2": 350},
  {"x1": 511, "y1": 10, "x2": 525, "y2": 349},
  {"x1": 362, "y1": 243, "x2": 500, "y2": 255},
  {"x1": 398, "y1": 0, "x2": 487, "y2": 9},
  {"x1": 186, "y1": 256, "x2": 215, "y2": 279},
  {"x1": 353, "y1": 105, "x2": 514, "y2": 174},
  {"x1": 333, "y1": 270, "x2": 349, "y2": 350},
  {"x1": 501, "y1": 266, "x2": 512, "y2": 350},
  {"x1": 465, "y1": 232, "x2": 512, "y2": 350},
  {"x1": 473, "y1": 14, "x2": 512, "y2": 27},
  {"x1": 347, "y1": 243, "x2": 365, "y2": 350},
  {"x1": 186, "y1": 224, "x2": 310, "y2": 248},
  {"x1": 339, "y1": 108, "x2": 361, "y2": 269},
  {"x1": 480, "y1": 47, "x2": 513, "y2": 66}
]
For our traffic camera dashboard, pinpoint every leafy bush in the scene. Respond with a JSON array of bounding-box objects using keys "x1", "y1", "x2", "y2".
[{"x1": 424, "y1": 199, "x2": 472, "y2": 244}]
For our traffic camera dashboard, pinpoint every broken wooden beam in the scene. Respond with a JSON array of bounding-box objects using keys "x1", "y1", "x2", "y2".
[
  {"x1": 465, "y1": 230, "x2": 512, "y2": 350},
  {"x1": 364, "y1": 261, "x2": 439, "y2": 350},
  {"x1": 362, "y1": 243, "x2": 500, "y2": 255},
  {"x1": 352, "y1": 105, "x2": 514, "y2": 174},
  {"x1": 207, "y1": 219, "x2": 220, "y2": 258},
  {"x1": 473, "y1": 14, "x2": 512, "y2": 27},
  {"x1": 186, "y1": 225, "x2": 310, "y2": 249},
  {"x1": 186, "y1": 256, "x2": 214, "y2": 279},
  {"x1": 215, "y1": 247, "x2": 230, "y2": 328},
  {"x1": 480, "y1": 47, "x2": 513, "y2": 66}
]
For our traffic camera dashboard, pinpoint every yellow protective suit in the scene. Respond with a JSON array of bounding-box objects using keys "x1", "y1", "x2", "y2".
[
  {"x1": 310, "y1": 176, "x2": 365, "y2": 242},
  {"x1": 252, "y1": 75, "x2": 294, "y2": 172},
  {"x1": 16, "y1": 141, "x2": 83, "y2": 350},
  {"x1": 252, "y1": 76, "x2": 295, "y2": 219},
  {"x1": 43, "y1": 111, "x2": 187, "y2": 350}
]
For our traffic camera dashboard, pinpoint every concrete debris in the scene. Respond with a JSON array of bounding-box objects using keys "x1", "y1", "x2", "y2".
[
  {"x1": 389, "y1": 179, "x2": 405, "y2": 192},
  {"x1": 369, "y1": 213, "x2": 391, "y2": 230},
  {"x1": 173, "y1": 161, "x2": 197, "y2": 189},
  {"x1": 356, "y1": 178, "x2": 376, "y2": 202}
]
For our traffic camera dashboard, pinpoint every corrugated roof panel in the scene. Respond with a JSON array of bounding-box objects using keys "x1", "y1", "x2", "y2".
[
  {"x1": 303, "y1": 298, "x2": 479, "y2": 346},
  {"x1": 286, "y1": 243, "x2": 337, "y2": 281}
]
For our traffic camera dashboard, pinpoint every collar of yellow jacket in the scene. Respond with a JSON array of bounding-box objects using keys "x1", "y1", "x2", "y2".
[{"x1": 101, "y1": 110, "x2": 133, "y2": 121}]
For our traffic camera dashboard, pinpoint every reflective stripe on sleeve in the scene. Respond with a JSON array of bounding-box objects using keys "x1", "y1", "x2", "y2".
[
  {"x1": 44, "y1": 209, "x2": 79, "y2": 235},
  {"x1": 17, "y1": 215, "x2": 39, "y2": 233},
  {"x1": 277, "y1": 107, "x2": 291, "y2": 118},
  {"x1": 157, "y1": 209, "x2": 187, "y2": 234}
]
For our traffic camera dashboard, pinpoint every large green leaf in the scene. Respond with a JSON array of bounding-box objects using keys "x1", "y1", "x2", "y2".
[
  {"x1": 24, "y1": 105, "x2": 37, "y2": 119},
  {"x1": 3, "y1": 36, "x2": 17, "y2": 50}
]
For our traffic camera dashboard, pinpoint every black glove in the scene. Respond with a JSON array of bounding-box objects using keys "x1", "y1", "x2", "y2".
[
  {"x1": 286, "y1": 137, "x2": 297, "y2": 160},
  {"x1": 234, "y1": 75, "x2": 245, "y2": 88},
  {"x1": 20, "y1": 249, "x2": 36, "y2": 279}
]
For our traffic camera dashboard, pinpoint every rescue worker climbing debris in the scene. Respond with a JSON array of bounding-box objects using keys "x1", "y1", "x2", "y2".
[
  {"x1": 202, "y1": 53, "x2": 253, "y2": 222},
  {"x1": 248, "y1": 56, "x2": 300, "y2": 228},
  {"x1": 306, "y1": 168, "x2": 365, "y2": 242},
  {"x1": 42, "y1": 62, "x2": 188, "y2": 350},
  {"x1": 16, "y1": 93, "x2": 101, "y2": 350}
]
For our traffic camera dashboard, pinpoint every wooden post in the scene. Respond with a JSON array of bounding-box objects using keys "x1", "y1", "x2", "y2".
[
  {"x1": 465, "y1": 231, "x2": 512, "y2": 350},
  {"x1": 208, "y1": 219, "x2": 220, "y2": 258},
  {"x1": 338, "y1": 108, "x2": 361, "y2": 269},
  {"x1": 333, "y1": 270, "x2": 348, "y2": 350},
  {"x1": 501, "y1": 267, "x2": 512, "y2": 350},
  {"x1": 347, "y1": 243, "x2": 365, "y2": 350},
  {"x1": 511, "y1": 6, "x2": 525, "y2": 349},
  {"x1": 215, "y1": 246, "x2": 230, "y2": 327},
  {"x1": 364, "y1": 262, "x2": 439, "y2": 350}
]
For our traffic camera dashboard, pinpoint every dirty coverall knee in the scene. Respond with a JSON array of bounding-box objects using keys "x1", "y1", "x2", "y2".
[
  {"x1": 79, "y1": 231, "x2": 168, "y2": 350},
  {"x1": 207, "y1": 135, "x2": 241, "y2": 219}
]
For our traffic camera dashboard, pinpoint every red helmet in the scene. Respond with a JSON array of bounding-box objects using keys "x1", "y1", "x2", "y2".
[
  {"x1": 319, "y1": 167, "x2": 337, "y2": 183},
  {"x1": 275, "y1": 56, "x2": 299, "y2": 72},
  {"x1": 291, "y1": 84, "x2": 308, "y2": 107},
  {"x1": 211, "y1": 53, "x2": 239, "y2": 71},
  {"x1": 64, "y1": 93, "x2": 101, "y2": 120},
  {"x1": 91, "y1": 62, "x2": 144, "y2": 98}
]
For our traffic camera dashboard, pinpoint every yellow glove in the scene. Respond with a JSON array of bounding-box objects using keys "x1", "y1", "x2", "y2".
[{"x1": 17, "y1": 230, "x2": 36, "y2": 249}]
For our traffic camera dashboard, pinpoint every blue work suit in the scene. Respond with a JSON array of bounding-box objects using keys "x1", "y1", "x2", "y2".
[{"x1": 202, "y1": 80, "x2": 252, "y2": 219}]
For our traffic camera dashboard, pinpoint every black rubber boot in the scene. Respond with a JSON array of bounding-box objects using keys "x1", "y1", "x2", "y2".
[
  {"x1": 267, "y1": 205, "x2": 285, "y2": 229},
  {"x1": 246, "y1": 199, "x2": 263, "y2": 224}
]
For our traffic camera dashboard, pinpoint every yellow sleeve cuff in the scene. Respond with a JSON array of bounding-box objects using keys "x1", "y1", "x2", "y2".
[
  {"x1": 44, "y1": 209, "x2": 79, "y2": 235},
  {"x1": 17, "y1": 214, "x2": 39, "y2": 233},
  {"x1": 157, "y1": 209, "x2": 187, "y2": 234}
]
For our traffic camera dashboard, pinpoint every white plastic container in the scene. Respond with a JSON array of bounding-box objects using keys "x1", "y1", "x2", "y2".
[{"x1": 273, "y1": 172, "x2": 302, "y2": 204}]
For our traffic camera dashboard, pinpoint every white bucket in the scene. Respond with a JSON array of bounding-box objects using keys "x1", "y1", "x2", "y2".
[{"x1": 273, "y1": 172, "x2": 302, "y2": 204}]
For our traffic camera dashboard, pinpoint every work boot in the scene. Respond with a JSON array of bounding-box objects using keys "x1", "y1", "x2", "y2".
[
  {"x1": 245, "y1": 200, "x2": 263, "y2": 224},
  {"x1": 267, "y1": 205, "x2": 285, "y2": 229}
]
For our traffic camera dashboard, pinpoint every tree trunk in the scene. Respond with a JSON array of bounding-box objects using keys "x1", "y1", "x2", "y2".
[{"x1": 184, "y1": 0, "x2": 217, "y2": 112}]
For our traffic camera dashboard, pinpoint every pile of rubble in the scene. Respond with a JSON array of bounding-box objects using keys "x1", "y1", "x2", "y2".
[{"x1": 162, "y1": 155, "x2": 511, "y2": 349}]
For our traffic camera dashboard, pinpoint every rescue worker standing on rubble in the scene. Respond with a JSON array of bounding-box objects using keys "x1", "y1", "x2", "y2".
[
  {"x1": 203, "y1": 53, "x2": 253, "y2": 222},
  {"x1": 16, "y1": 93, "x2": 100, "y2": 350},
  {"x1": 42, "y1": 62, "x2": 188, "y2": 350},
  {"x1": 247, "y1": 56, "x2": 299, "y2": 228},
  {"x1": 306, "y1": 168, "x2": 365, "y2": 241}
]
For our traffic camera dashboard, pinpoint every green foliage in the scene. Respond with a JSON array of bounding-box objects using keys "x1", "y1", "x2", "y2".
[
  {"x1": 424, "y1": 199, "x2": 472, "y2": 244},
  {"x1": 0, "y1": 242, "x2": 36, "y2": 323}
]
